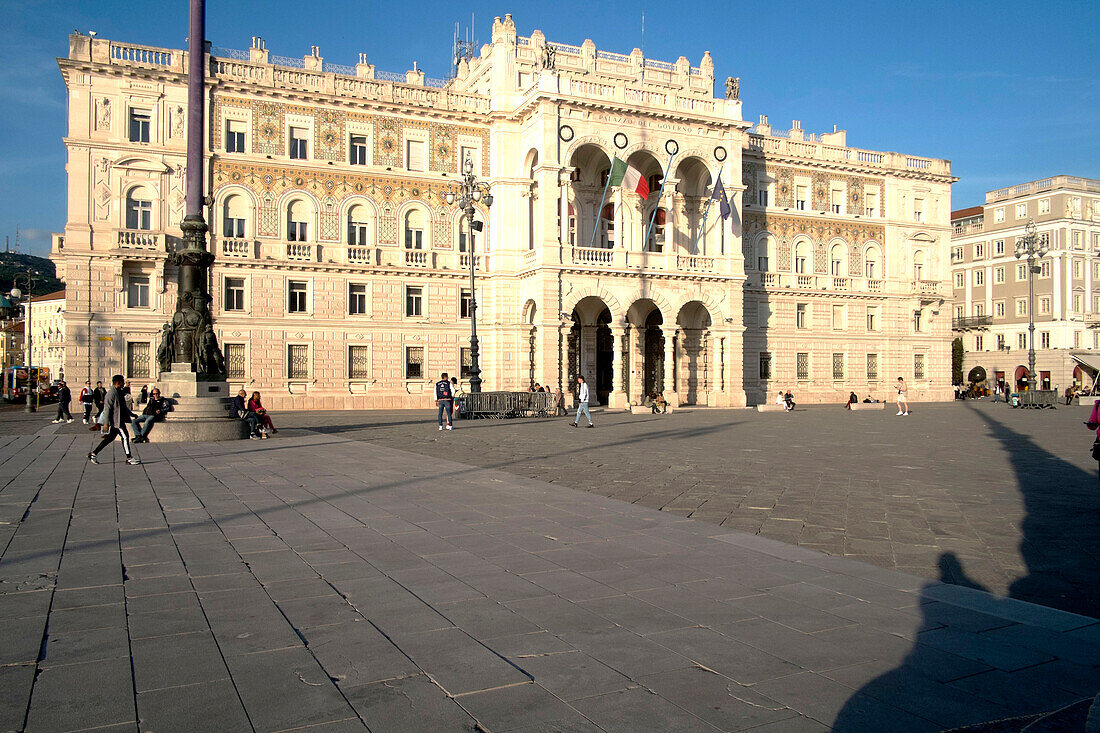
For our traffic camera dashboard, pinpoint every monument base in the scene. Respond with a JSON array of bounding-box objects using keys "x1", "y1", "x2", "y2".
[{"x1": 145, "y1": 364, "x2": 247, "y2": 443}]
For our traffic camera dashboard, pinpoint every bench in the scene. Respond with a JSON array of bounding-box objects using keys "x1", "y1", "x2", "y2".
[
  {"x1": 756, "y1": 404, "x2": 788, "y2": 412},
  {"x1": 629, "y1": 404, "x2": 673, "y2": 414},
  {"x1": 849, "y1": 402, "x2": 885, "y2": 410}
]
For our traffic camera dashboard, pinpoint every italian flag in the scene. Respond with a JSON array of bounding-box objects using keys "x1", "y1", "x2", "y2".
[{"x1": 608, "y1": 156, "x2": 649, "y2": 199}]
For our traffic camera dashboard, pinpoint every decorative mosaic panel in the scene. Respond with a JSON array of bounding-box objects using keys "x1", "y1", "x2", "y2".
[
  {"x1": 375, "y1": 117, "x2": 402, "y2": 168},
  {"x1": 258, "y1": 191, "x2": 277, "y2": 237},
  {"x1": 319, "y1": 195, "x2": 339, "y2": 240},
  {"x1": 434, "y1": 208, "x2": 451, "y2": 249},
  {"x1": 315, "y1": 108, "x2": 345, "y2": 162},
  {"x1": 776, "y1": 239, "x2": 792, "y2": 270},
  {"x1": 848, "y1": 244, "x2": 862, "y2": 277},
  {"x1": 253, "y1": 101, "x2": 284, "y2": 156},
  {"x1": 430, "y1": 123, "x2": 455, "y2": 172},
  {"x1": 814, "y1": 242, "x2": 827, "y2": 273},
  {"x1": 743, "y1": 212, "x2": 885, "y2": 250},
  {"x1": 811, "y1": 171, "x2": 830, "y2": 211},
  {"x1": 379, "y1": 201, "x2": 397, "y2": 244}
]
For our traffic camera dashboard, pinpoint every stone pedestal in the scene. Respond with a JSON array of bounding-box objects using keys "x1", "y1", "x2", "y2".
[{"x1": 146, "y1": 364, "x2": 247, "y2": 443}]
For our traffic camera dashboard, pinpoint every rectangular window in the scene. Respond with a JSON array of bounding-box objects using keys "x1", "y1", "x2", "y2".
[
  {"x1": 224, "y1": 343, "x2": 245, "y2": 379},
  {"x1": 126, "y1": 197, "x2": 152, "y2": 230},
  {"x1": 406, "y1": 139, "x2": 426, "y2": 171},
  {"x1": 126, "y1": 342, "x2": 151, "y2": 379},
  {"x1": 1073, "y1": 259, "x2": 1083, "y2": 278},
  {"x1": 954, "y1": 272, "x2": 964, "y2": 288},
  {"x1": 796, "y1": 303, "x2": 808, "y2": 329},
  {"x1": 224, "y1": 278, "x2": 245, "y2": 311},
  {"x1": 913, "y1": 198, "x2": 924, "y2": 222},
  {"x1": 796, "y1": 352, "x2": 810, "y2": 381},
  {"x1": 460, "y1": 288, "x2": 472, "y2": 319},
  {"x1": 866, "y1": 305, "x2": 879, "y2": 331},
  {"x1": 350, "y1": 134, "x2": 368, "y2": 165},
  {"x1": 1039, "y1": 261, "x2": 1050, "y2": 278},
  {"x1": 832, "y1": 304, "x2": 845, "y2": 331},
  {"x1": 129, "y1": 109, "x2": 150, "y2": 143},
  {"x1": 866, "y1": 353, "x2": 878, "y2": 381},
  {"x1": 348, "y1": 345, "x2": 370, "y2": 379},
  {"x1": 1018, "y1": 332, "x2": 1027, "y2": 349},
  {"x1": 460, "y1": 347, "x2": 473, "y2": 378},
  {"x1": 405, "y1": 346, "x2": 424, "y2": 379},
  {"x1": 832, "y1": 352, "x2": 844, "y2": 380},
  {"x1": 796, "y1": 184, "x2": 808, "y2": 211},
  {"x1": 1017, "y1": 264, "x2": 1027, "y2": 281},
  {"x1": 127, "y1": 275, "x2": 150, "y2": 308},
  {"x1": 1015, "y1": 203, "x2": 1027, "y2": 219},
  {"x1": 994, "y1": 301, "x2": 1005, "y2": 318},
  {"x1": 994, "y1": 267, "x2": 1005, "y2": 284},
  {"x1": 975, "y1": 335, "x2": 983, "y2": 351},
  {"x1": 759, "y1": 352, "x2": 772, "y2": 380},
  {"x1": 974, "y1": 303, "x2": 985, "y2": 317},
  {"x1": 1039, "y1": 198, "x2": 1050, "y2": 214},
  {"x1": 864, "y1": 191, "x2": 878, "y2": 217},
  {"x1": 1074, "y1": 330, "x2": 1081, "y2": 348},
  {"x1": 1016, "y1": 299, "x2": 1027, "y2": 316},
  {"x1": 1040, "y1": 332, "x2": 1050, "y2": 349},
  {"x1": 288, "y1": 219, "x2": 308, "y2": 242},
  {"x1": 996, "y1": 334, "x2": 1005, "y2": 349},
  {"x1": 348, "y1": 283, "x2": 367, "y2": 315},
  {"x1": 913, "y1": 309, "x2": 923, "y2": 332},
  {"x1": 951, "y1": 246, "x2": 963, "y2": 262},
  {"x1": 289, "y1": 127, "x2": 308, "y2": 159},
  {"x1": 974, "y1": 242, "x2": 984, "y2": 259},
  {"x1": 288, "y1": 280, "x2": 308, "y2": 313},
  {"x1": 288, "y1": 344, "x2": 309, "y2": 379},
  {"x1": 994, "y1": 240, "x2": 1005, "y2": 256},
  {"x1": 223, "y1": 214, "x2": 245, "y2": 238},
  {"x1": 226, "y1": 120, "x2": 245, "y2": 153},
  {"x1": 757, "y1": 186, "x2": 769, "y2": 207},
  {"x1": 831, "y1": 187, "x2": 844, "y2": 214},
  {"x1": 405, "y1": 286, "x2": 423, "y2": 317},
  {"x1": 994, "y1": 208, "x2": 1005, "y2": 223},
  {"x1": 914, "y1": 354, "x2": 925, "y2": 380},
  {"x1": 955, "y1": 305, "x2": 964, "y2": 319},
  {"x1": 974, "y1": 270, "x2": 984, "y2": 286},
  {"x1": 1073, "y1": 293, "x2": 1083, "y2": 312},
  {"x1": 1038, "y1": 297, "x2": 1051, "y2": 315}
]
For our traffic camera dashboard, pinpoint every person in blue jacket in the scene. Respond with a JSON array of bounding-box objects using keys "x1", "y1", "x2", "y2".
[{"x1": 435, "y1": 372, "x2": 454, "y2": 431}]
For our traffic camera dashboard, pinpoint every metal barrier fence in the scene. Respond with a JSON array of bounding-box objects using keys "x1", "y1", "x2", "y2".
[
  {"x1": 1013, "y1": 390, "x2": 1058, "y2": 408},
  {"x1": 460, "y1": 391, "x2": 559, "y2": 419}
]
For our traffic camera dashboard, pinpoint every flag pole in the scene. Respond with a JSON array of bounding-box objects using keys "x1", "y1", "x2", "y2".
[
  {"x1": 644, "y1": 151, "x2": 676, "y2": 250},
  {"x1": 691, "y1": 172, "x2": 719, "y2": 255},
  {"x1": 588, "y1": 162, "x2": 614, "y2": 249}
]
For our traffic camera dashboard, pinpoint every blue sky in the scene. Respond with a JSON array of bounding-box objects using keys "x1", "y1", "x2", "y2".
[{"x1": 2, "y1": 0, "x2": 1097, "y2": 257}]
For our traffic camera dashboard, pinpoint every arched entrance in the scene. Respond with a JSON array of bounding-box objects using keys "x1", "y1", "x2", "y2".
[
  {"x1": 1014, "y1": 365, "x2": 1029, "y2": 391},
  {"x1": 676, "y1": 300, "x2": 714, "y2": 405},
  {"x1": 644, "y1": 310, "x2": 664, "y2": 398},
  {"x1": 568, "y1": 296, "x2": 613, "y2": 405}
]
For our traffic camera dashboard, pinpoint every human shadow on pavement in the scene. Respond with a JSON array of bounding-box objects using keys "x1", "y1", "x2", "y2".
[{"x1": 833, "y1": 406, "x2": 1100, "y2": 731}]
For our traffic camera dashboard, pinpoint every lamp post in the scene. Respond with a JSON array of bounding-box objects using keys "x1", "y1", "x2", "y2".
[
  {"x1": 1014, "y1": 219, "x2": 1049, "y2": 392},
  {"x1": 443, "y1": 156, "x2": 493, "y2": 393},
  {"x1": 10, "y1": 273, "x2": 38, "y2": 412}
]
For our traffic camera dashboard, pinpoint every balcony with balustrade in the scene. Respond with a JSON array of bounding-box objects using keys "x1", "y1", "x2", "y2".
[
  {"x1": 952, "y1": 315, "x2": 993, "y2": 331},
  {"x1": 115, "y1": 230, "x2": 167, "y2": 253}
]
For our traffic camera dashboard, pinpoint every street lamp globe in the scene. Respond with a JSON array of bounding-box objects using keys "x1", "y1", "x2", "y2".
[
  {"x1": 444, "y1": 192, "x2": 455, "y2": 205},
  {"x1": 9, "y1": 288, "x2": 21, "y2": 300},
  {"x1": 484, "y1": 193, "x2": 494, "y2": 207},
  {"x1": 472, "y1": 189, "x2": 481, "y2": 202}
]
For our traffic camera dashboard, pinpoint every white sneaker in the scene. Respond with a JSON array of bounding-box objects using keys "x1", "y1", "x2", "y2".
[
  {"x1": 903, "y1": 412, "x2": 909, "y2": 416},
  {"x1": 82, "y1": 419, "x2": 88, "y2": 425},
  {"x1": 438, "y1": 425, "x2": 443, "y2": 431},
  {"x1": 446, "y1": 425, "x2": 453, "y2": 430},
  {"x1": 896, "y1": 411, "x2": 903, "y2": 415},
  {"x1": 51, "y1": 419, "x2": 61, "y2": 424},
  {"x1": 126, "y1": 457, "x2": 141, "y2": 465},
  {"x1": 66, "y1": 419, "x2": 74, "y2": 423}
]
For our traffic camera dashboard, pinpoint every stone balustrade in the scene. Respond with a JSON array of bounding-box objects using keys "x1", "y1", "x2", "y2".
[
  {"x1": 746, "y1": 133, "x2": 951, "y2": 177},
  {"x1": 116, "y1": 230, "x2": 165, "y2": 250}
]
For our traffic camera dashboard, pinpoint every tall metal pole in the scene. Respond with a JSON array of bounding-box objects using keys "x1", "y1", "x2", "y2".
[
  {"x1": 186, "y1": 0, "x2": 204, "y2": 217},
  {"x1": 23, "y1": 292, "x2": 34, "y2": 413},
  {"x1": 1027, "y1": 256, "x2": 1036, "y2": 392},
  {"x1": 467, "y1": 206, "x2": 482, "y2": 393}
]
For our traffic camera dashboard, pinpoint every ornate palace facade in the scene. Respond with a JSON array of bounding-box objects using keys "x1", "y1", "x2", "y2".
[{"x1": 53, "y1": 15, "x2": 954, "y2": 409}]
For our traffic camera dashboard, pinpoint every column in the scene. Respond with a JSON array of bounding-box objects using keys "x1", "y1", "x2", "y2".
[
  {"x1": 609, "y1": 322, "x2": 625, "y2": 409},
  {"x1": 705, "y1": 329, "x2": 717, "y2": 406},
  {"x1": 663, "y1": 326, "x2": 679, "y2": 407}
]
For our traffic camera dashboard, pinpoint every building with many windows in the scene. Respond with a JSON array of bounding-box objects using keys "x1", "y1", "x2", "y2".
[
  {"x1": 28, "y1": 290, "x2": 66, "y2": 383},
  {"x1": 52, "y1": 15, "x2": 954, "y2": 409},
  {"x1": 950, "y1": 176, "x2": 1100, "y2": 392}
]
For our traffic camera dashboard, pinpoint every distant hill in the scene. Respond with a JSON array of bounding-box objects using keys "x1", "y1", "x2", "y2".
[{"x1": 0, "y1": 253, "x2": 62, "y2": 296}]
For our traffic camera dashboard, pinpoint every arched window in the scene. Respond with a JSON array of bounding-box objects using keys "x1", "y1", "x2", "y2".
[
  {"x1": 286, "y1": 200, "x2": 309, "y2": 241},
  {"x1": 757, "y1": 235, "x2": 775, "y2": 272},
  {"x1": 913, "y1": 250, "x2": 925, "y2": 280},
  {"x1": 404, "y1": 208, "x2": 426, "y2": 249},
  {"x1": 458, "y1": 213, "x2": 484, "y2": 253},
  {"x1": 223, "y1": 195, "x2": 246, "y2": 238},
  {"x1": 600, "y1": 203, "x2": 615, "y2": 249},
  {"x1": 126, "y1": 188, "x2": 153, "y2": 231},
  {"x1": 794, "y1": 240, "x2": 810, "y2": 274},
  {"x1": 647, "y1": 208, "x2": 667, "y2": 252},
  {"x1": 830, "y1": 243, "x2": 846, "y2": 276},
  {"x1": 347, "y1": 205, "x2": 369, "y2": 246},
  {"x1": 865, "y1": 245, "x2": 881, "y2": 279},
  {"x1": 647, "y1": 173, "x2": 662, "y2": 196}
]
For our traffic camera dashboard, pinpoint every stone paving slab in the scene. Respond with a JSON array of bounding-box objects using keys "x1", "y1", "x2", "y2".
[{"x1": 0, "y1": 416, "x2": 1096, "y2": 731}]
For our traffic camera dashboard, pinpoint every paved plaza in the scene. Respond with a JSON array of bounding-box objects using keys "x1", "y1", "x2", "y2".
[{"x1": 0, "y1": 403, "x2": 1097, "y2": 731}]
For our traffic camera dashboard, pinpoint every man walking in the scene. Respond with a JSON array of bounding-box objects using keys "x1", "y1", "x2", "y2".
[
  {"x1": 92, "y1": 380, "x2": 106, "y2": 420},
  {"x1": 131, "y1": 387, "x2": 169, "y2": 443},
  {"x1": 895, "y1": 377, "x2": 909, "y2": 416},
  {"x1": 52, "y1": 380, "x2": 73, "y2": 423},
  {"x1": 571, "y1": 375, "x2": 594, "y2": 428},
  {"x1": 88, "y1": 374, "x2": 141, "y2": 465},
  {"x1": 435, "y1": 372, "x2": 454, "y2": 430},
  {"x1": 79, "y1": 380, "x2": 94, "y2": 424}
]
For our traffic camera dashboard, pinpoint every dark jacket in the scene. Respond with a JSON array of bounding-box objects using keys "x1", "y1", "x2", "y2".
[
  {"x1": 434, "y1": 380, "x2": 453, "y2": 401},
  {"x1": 92, "y1": 387, "x2": 106, "y2": 406},
  {"x1": 142, "y1": 397, "x2": 169, "y2": 420},
  {"x1": 58, "y1": 385, "x2": 71, "y2": 404},
  {"x1": 231, "y1": 395, "x2": 251, "y2": 415}
]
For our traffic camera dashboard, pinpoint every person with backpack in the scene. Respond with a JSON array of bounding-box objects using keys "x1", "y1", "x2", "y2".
[
  {"x1": 88, "y1": 374, "x2": 141, "y2": 465},
  {"x1": 435, "y1": 372, "x2": 454, "y2": 431}
]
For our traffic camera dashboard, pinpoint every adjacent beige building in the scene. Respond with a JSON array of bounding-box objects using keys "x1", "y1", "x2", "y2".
[
  {"x1": 950, "y1": 176, "x2": 1100, "y2": 392},
  {"x1": 28, "y1": 290, "x2": 66, "y2": 382},
  {"x1": 52, "y1": 15, "x2": 955, "y2": 410}
]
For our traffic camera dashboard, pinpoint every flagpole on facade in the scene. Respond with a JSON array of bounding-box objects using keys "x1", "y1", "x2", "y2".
[
  {"x1": 691, "y1": 173, "x2": 718, "y2": 255},
  {"x1": 644, "y1": 150, "x2": 676, "y2": 250},
  {"x1": 588, "y1": 162, "x2": 614, "y2": 248}
]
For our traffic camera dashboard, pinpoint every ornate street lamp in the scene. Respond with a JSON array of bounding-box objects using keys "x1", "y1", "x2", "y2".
[
  {"x1": 443, "y1": 156, "x2": 493, "y2": 393},
  {"x1": 9, "y1": 272, "x2": 38, "y2": 412},
  {"x1": 1014, "y1": 219, "x2": 1050, "y2": 392}
]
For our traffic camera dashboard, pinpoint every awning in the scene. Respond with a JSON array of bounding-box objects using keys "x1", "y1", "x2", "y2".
[{"x1": 1071, "y1": 353, "x2": 1100, "y2": 373}]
